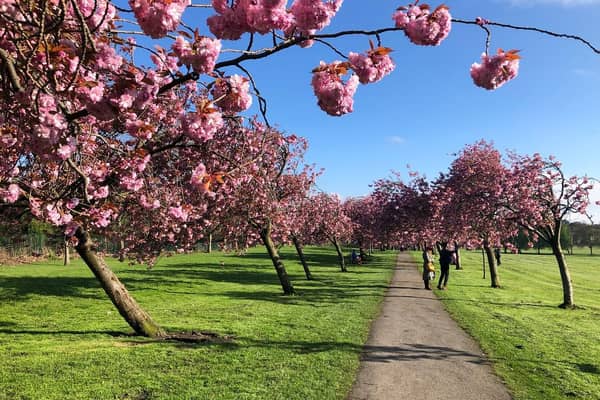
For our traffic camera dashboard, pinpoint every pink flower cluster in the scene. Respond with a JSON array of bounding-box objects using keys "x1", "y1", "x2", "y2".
[
  {"x1": 348, "y1": 45, "x2": 395, "y2": 84},
  {"x1": 182, "y1": 100, "x2": 224, "y2": 142},
  {"x1": 311, "y1": 61, "x2": 359, "y2": 116},
  {"x1": 211, "y1": 75, "x2": 253, "y2": 113},
  {"x1": 207, "y1": 0, "x2": 343, "y2": 40},
  {"x1": 393, "y1": 3, "x2": 451, "y2": 46},
  {"x1": 470, "y1": 49, "x2": 520, "y2": 90},
  {"x1": 129, "y1": 0, "x2": 190, "y2": 39},
  {"x1": 0, "y1": 184, "x2": 19, "y2": 203},
  {"x1": 171, "y1": 35, "x2": 222, "y2": 75},
  {"x1": 35, "y1": 93, "x2": 68, "y2": 145}
]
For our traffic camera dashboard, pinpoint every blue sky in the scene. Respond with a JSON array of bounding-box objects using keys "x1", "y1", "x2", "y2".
[
  {"x1": 217, "y1": 1, "x2": 600, "y2": 218},
  {"x1": 128, "y1": 1, "x2": 600, "y2": 218}
]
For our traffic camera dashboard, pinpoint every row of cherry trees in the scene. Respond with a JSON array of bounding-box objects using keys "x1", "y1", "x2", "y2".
[
  {"x1": 353, "y1": 141, "x2": 594, "y2": 309},
  {"x1": 1, "y1": 1, "x2": 597, "y2": 336}
]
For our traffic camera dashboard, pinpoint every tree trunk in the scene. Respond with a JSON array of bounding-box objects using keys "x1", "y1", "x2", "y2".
[
  {"x1": 63, "y1": 237, "x2": 70, "y2": 266},
  {"x1": 74, "y1": 227, "x2": 165, "y2": 338},
  {"x1": 259, "y1": 223, "x2": 295, "y2": 295},
  {"x1": 481, "y1": 248, "x2": 486, "y2": 279},
  {"x1": 292, "y1": 235, "x2": 312, "y2": 280},
  {"x1": 454, "y1": 241, "x2": 462, "y2": 270},
  {"x1": 118, "y1": 239, "x2": 125, "y2": 262},
  {"x1": 207, "y1": 233, "x2": 212, "y2": 254},
  {"x1": 550, "y1": 239, "x2": 575, "y2": 308},
  {"x1": 483, "y1": 241, "x2": 501, "y2": 288},
  {"x1": 332, "y1": 238, "x2": 347, "y2": 272}
]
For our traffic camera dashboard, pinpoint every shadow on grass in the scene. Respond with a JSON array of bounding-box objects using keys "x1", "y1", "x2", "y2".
[
  {"x1": 0, "y1": 276, "x2": 104, "y2": 300},
  {"x1": 442, "y1": 297, "x2": 558, "y2": 309},
  {"x1": 0, "y1": 327, "x2": 126, "y2": 336}
]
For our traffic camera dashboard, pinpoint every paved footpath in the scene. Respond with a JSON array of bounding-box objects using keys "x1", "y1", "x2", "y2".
[{"x1": 347, "y1": 252, "x2": 513, "y2": 400}]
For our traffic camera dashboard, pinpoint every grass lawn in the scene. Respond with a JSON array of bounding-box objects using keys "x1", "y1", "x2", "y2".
[
  {"x1": 0, "y1": 247, "x2": 396, "y2": 400},
  {"x1": 415, "y1": 248, "x2": 600, "y2": 400}
]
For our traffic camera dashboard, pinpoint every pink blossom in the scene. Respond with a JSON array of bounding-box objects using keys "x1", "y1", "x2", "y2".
[
  {"x1": 190, "y1": 163, "x2": 207, "y2": 186},
  {"x1": 92, "y1": 186, "x2": 110, "y2": 199},
  {"x1": 168, "y1": 205, "x2": 189, "y2": 222},
  {"x1": 120, "y1": 173, "x2": 144, "y2": 191},
  {"x1": 129, "y1": 0, "x2": 190, "y2": 39},
  {"x1": 348, "y1": 46, "x2": 395, "y2": 84},
  {"x1": 171, "y1": 35, "x2": 222, "y2": 75},
  {"x1": 470, "y1": 49, "x2": 520, "y2": 90},
  {"x1": 211, "y1": 75, "x2": 253, "y2": 113},
  {"x1": 182, "y1": 101, "x2": 224, "y2": 142},
  {"x1": 393, "y1": 3, "x2": 451, "y2": 46},
  {"x1": 290, "y1": 0, "x2": 343, "y2": 32},
  {"x1": 311, "y1": 61, "x2": 359, "y2": 116},
  {"x1": 90, "y1": 207, "x2": 115, "y2": 228},
  {"x1": 140, "y1": 195, "x2": 161, "y2": 209},
  {"x1": 245, "y1": 0, "x2": 292, "y2": 34},
  {"x1": 0, "y1": 184, "x2": 20, "y2": 203}
]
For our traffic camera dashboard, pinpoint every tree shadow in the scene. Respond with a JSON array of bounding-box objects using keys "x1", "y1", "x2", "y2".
[
  {"x1": 358, "y1": 343, "x2": 490, "y2": 364},
  {"x1": 0, "y1": 276, "x2": 105, "y2": 300},
  {"x1": 442, "y1": 297, "x2": 558, "y2": 309}
]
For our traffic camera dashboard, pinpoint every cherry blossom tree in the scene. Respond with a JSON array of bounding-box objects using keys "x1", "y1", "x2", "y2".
[
  {"x1": 205, "y1": 121, "x2": 316, "y2": 295},
  {"x1": 1, "y1": 1, "x2": 598, "y2": 336},
  {"x1": 435, "y1": 141, "x2": 518, "y2": 288},
  {"x1": 505, "y1": 154, "x2": 594, "y2": 308},
  {"x1": 371, "y1": 172, "x2": 438, "y2": 250},
  {"x1": 343, "y1": 195, "x2": 378, "y2": 254},
  {"x1": 306, "y1": 193, "x2": 353, "y2": 272}
]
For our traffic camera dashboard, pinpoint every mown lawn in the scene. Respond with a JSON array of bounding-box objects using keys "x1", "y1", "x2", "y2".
[
  {"x1": 0, "y1": 247, "x2": 396, "y2": 400},
  {"x1": 415, "y1": 249, "x2": 600, "y2": 400}
]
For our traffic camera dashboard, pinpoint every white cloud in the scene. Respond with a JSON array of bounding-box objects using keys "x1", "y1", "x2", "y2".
[{"x1": 387, "y1": 136, "x2": 406, "y2": 145}]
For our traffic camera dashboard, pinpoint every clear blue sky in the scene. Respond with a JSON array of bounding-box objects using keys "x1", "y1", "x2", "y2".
[
  {"x1": 219, "y1": 1, "x2": 600, "y2": 218},
  {"x1": 131, "y1": 1, "x2": 600, "y2": 217}
]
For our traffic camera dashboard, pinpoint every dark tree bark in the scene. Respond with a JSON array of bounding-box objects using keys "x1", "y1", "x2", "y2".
[
  {"x1": 332, "y1": 238, "x2": 347, "y2": 272},
  {"x1": 63, "y1": 237, "x2": 70, "y2": 266},
  {"x1": 292, "y1": 235, "x2": 312, "y2": 280},
  {"x1": 74, "y1": 227, "x2": 165, "y2": 338},
  {"x1": 118, "y1": 239, "x2": 125, "y2": 262},
  {"x1": 259, "y1": 222, "x2": 295, "y2": 295},
  {"x1": 549, "y1": 227, "x2": 575, "y2": 308},
  {"x1": 454, "y1": 241, "x2": 462, "y2": 270},
  {"x1": 483, "y1": 241, "x2": 501, "y2": 288}
]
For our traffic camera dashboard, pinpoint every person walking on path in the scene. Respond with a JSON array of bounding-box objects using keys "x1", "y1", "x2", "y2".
[
  {"x1": 422, "y1": 247, "x2": 435, "y2": 290},
  {"x1": 437, "y1": 242, "x2": 453, "y2": 290},
  {"x1": 347, "y1": 252, "x2": 512, "y2": 400}
]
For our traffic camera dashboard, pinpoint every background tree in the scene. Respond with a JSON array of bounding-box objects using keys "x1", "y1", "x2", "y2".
[{"x1": 505, "y1": 154, "x2": 594, "y2": 308}]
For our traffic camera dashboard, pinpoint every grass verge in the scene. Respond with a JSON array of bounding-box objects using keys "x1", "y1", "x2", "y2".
[
  {"x1": 413, "y1": 249, "x2": 600, "y2": 400},
  {"x1": 0, "y1": 247, "x2": 396, "y2": 400}
]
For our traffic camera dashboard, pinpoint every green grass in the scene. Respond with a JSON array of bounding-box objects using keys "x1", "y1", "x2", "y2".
[
  {"x1": 413, "y1": 249, "x2": 600, "y2": 400},
  {"x1": 0, "y1": 247, "x2": 396, "y2": 400}
]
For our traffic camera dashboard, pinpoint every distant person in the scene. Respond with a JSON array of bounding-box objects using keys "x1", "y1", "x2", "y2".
[
  {"x1": 351, "y1": 249, "x2": 361, "y2": 265},
  {"x1": 437, "y1": 242, "x2": 453, "y2": 290},
  {"x1": 494, "y1": 248, "x2": 502, "y2": 266},
  {"x1": 422, "y1": 247, "x2": 435, "y2": 290}
]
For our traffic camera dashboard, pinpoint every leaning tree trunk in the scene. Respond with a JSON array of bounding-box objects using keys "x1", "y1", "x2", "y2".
[
  {"x1": 74, "y1": 227, "x2": 165, "y2": 338},
  {"x1": 259, "y1": 223, "x2": 295, "y2": 295},
  {"x1": 483, "y1": 241, "x2": 501, "y2": 288},
  {"x1": 332, "y1": 238, "x2": 347, "y2": 272},
  {"x1": 454, "y1": 241, "x2": 462, "y2": 270},
  {"x1": 550, "y1": 239, "x2": 575, "y2": 308},
  {"x1": 63, "y1": 237, "x2": 70, "y2": 266},
  {"x1": 292, "y1": 235, "x2": 312, "y2": 280}
]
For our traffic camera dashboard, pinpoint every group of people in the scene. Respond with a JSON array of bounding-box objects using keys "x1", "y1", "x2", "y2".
[{"x1": 421, "y1": 243, "x2": 455, "y2": 290}]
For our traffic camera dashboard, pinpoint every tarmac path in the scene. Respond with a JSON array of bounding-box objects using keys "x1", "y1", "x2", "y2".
[{"x1": 347, "y1": 252, "x2": 513, "y2": 400}]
